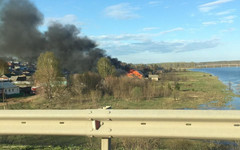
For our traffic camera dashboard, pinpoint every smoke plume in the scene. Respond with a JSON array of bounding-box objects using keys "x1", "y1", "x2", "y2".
[
  {"x1": 0, "y1": 0, "x2": 105, "y2": 73},
  {"x1": 45, "y1": 23, "x2": 105, "y2": 72},
  {"x1": 0, "y1": 0, "x2": 44, "y2": 60}
]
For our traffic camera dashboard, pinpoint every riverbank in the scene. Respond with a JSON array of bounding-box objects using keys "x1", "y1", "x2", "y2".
[
  {"x1": 191, "y1": 67, "x2": 240, "y2": 109},
  {"x1": 0, "y1": 70, "x2": 236, "y2": 150},
  {"x1": 1, "y1": 71, "x2": 234, "y2": 110}
]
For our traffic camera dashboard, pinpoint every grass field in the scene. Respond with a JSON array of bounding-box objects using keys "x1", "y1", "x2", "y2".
[{"x1": 0, "y1": 71, "x2": 237, "y2": 150}]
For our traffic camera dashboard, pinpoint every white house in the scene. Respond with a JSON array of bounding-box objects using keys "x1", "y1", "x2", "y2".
[{"x1": 0, "y1": 82, "x2": 20, "y2": 95}]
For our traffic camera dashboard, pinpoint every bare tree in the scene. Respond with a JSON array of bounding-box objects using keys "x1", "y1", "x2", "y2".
[
  {"x1": 34, "y1": 51, "x2": 61, "y2": 100},
  {"x1": 0, "y1": 59, "x2": 9, "y2": 75},
  {"x1": 97, "y1": 57, "x2": 116, "y2": 78}
]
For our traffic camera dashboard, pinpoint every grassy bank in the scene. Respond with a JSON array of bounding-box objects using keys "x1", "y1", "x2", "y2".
[
  {"x1": 3, "y1": 71, "x2": 233, "y2": 110},
  {"x1": 0, "y1": 71, "x2": 237, "y2": 150}
]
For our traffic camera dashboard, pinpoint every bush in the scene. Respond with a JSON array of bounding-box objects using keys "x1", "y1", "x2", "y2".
[
  {"x1": 103, "y1": 76, "x2": 171, "y2": 101},
  {"x1": 71, "y1": 72, "x2": 102, "y2": 95},
  {"x1": 130, "y1": 87, "x2": 143, "y2": 101},
  {"x1": 103, "y1": 76, "x2": 144, "y2": 100},
  {"x1": 69, "y1": 73, "x2": 174, "y2": 102},
  {"x1": 89, "y1": 90, "x2": 102, "y2": 103}
]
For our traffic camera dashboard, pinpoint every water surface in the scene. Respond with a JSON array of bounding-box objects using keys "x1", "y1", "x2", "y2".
[{"x1": 191, "y1": 67, "x2": 240, "y2": 110}]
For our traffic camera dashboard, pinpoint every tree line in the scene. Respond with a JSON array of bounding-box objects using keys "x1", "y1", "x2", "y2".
[{"x1": 32, "y1": 52, "x2": 180, "y2": 103}]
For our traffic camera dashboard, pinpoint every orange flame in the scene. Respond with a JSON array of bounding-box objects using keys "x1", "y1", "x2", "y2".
[{"x1": 127, "y1": 69, "x2": 143, "y2": 79}]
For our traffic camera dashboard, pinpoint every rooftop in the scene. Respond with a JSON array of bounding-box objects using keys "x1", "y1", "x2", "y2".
[{"x1": 0, "y1": 82, "x2": 18, "y2": 89}]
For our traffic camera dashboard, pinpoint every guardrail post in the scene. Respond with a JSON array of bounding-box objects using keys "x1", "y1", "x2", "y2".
[{"x1": 101, "y1": 138, "x2": 111, "y2": 150}]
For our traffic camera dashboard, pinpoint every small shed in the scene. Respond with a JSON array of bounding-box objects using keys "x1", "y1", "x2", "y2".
[
  {"x1": 0, "y1": 82, "x2": 20, "y2": 95},
  {"x1": 148, "y1": 75, "x2": 159, "y2": 81}
]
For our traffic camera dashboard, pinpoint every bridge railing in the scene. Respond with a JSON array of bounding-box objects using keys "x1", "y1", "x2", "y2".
[{"x1": 0, "y1": 109, "x2": 240, "y2": 150}]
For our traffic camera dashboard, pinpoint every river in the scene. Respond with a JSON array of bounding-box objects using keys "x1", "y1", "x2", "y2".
[{"x1": 191, "y1": 67, "x2": 240, "y2": 110}]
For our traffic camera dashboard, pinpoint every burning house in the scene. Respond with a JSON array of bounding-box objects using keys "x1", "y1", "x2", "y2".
[{"x1": 127, "y1": 69, "x2": 143, "y2": 79}]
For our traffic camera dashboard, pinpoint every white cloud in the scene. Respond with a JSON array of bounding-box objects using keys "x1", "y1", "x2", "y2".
[
  {"x1": 99, "y1": 39, "x2": 220, "y2": 56},
  {"x1": 220, "y1": 28, "x2": 236, "y2": 33},
  {"x1": 199, "y1": 0, "x2": 234, "y2": 12},
  {"x1": 199, "y1": 6, "x2": 217, "y2": 12},
  {"x1": 160, "y1": 28, "x2": 184, "y2": 34},
  {"x1": 202, "y1": 15, "x2": 237, "y2": 26},
  {"x1": 148, "y1": 1, "x2": 161, "y2": 6},
  {"x1": 104, "y1": 3, "x2": 139, "y2": 20},
  {"x1": 176, "y1": 39, "x2": 220, "y2": 52},
  {"x1": 220, "y1": 15, "x2": 236, "y2": 23},
  {"x1": 91, "y1": 27, "x2": 184, "y2": 42},
  {"x1": 142, "y1": 27, "x2": 160, "y2": 31},
  {"x1": 216, "y1": 9, "x2": 235, "y2": 15},
  {"x1": 90, "y1": 27, "x2": 204, "y2": 57},
  {"x1": 200, "y1": 0, "x2": 233, "y2": 7},
  {"x1": 44, "y1": 15, "x2": 83, "y2": 27},
  {"x1": 91, "y1": 27, "x2": 219, "y2": 56},
  {"x1": 202, "y1": 21, "x2": 217, "y2": 26}
]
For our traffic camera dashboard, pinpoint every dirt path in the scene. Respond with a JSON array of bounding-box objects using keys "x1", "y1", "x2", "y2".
[{"x1": 0, "y1": 95, "x2": 39, "y2": 107}]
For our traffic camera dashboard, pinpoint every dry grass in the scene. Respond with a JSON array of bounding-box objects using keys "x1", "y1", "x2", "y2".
[{"x1": 0, "y1": 71, "x2": 237, "y2": 149}]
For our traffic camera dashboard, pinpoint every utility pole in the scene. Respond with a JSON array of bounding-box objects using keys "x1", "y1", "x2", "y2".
[
  {"x1": 3, "y1": 88, "x2": 5, "y2": 110},
  {"x1": 1, "y1": 82, "x2": 6, "y2": 109},
  {"x1": 1, "y1": 82, "x2": 3, "y2": 102}
]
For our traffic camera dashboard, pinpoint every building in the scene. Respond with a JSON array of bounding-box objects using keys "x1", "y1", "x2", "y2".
[
  {"x1": 148, "y1": 75, "x2": 159, "y2": 81},
  {"x1": 0, "y1": 82, "x2": 20, "y2": 95},
  {"x1": 0, "y1": 75, "x2": 9, "y2": 81},
  {"x1": 127, "y1": 69, "x2": 143, "y2": 79},
  {"x1": 10, "y1": 75, "x2": 33, "y2": 95}
]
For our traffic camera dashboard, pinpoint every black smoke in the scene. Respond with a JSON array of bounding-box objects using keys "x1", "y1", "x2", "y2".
[
  {"x1": 108, "y1": 56, "x2": 130, "y2": 71},
  {"x1": 0, "y1": 0, "x2": 44, "y2": 60},
  {"x1": 45, "y1": 23, "x2": 105, "y2": 72},
  {"x1": 0, "y1": 0, "x2": 105, "y2": 73}
]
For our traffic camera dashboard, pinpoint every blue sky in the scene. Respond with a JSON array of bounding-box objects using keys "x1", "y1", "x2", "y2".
[{"x1": 31, "y1": 0, "x2": 239, "y2": 64}]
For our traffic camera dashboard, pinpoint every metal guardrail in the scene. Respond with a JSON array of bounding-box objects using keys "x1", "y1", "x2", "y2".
[{"x1": 0, "y1": 109, "x2": 240, "y2": 149}]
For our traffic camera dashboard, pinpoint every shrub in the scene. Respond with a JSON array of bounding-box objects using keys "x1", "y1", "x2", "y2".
[
  {"x1": 89, "y1": 90, "x2": 102, "y2": 103},
  {"x1": 130, "y1": 87, "x2": 143, "y2": 101},
  {"x1": 103, "y1": 76, "x2": 170, "y2": 101},
  {"x1": 71, "y1": 72, "x2": 102, "y2": 95}
]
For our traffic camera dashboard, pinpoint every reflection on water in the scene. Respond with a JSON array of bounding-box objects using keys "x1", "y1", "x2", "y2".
[{"x1": 191, "y1": 67, "x2": 240, "y2": 110}]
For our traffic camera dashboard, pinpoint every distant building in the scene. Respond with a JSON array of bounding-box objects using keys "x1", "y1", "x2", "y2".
[
  {"x1": 148, "y1": 75, "x2": 159, "y2": 81},
  {"x1": 10, "y1": 75, "x2": 33, "y2": 95},
  {"x1": 0, "y1": 82, "x2": 20, "y2": 95},
  {"x1": 0, "y1": 75, "x2": 10, "y2": 81}
]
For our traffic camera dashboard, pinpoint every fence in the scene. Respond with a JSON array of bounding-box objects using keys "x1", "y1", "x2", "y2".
[{"x1": 0, "y1": 109, "x2": 240, "y2": 149}]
